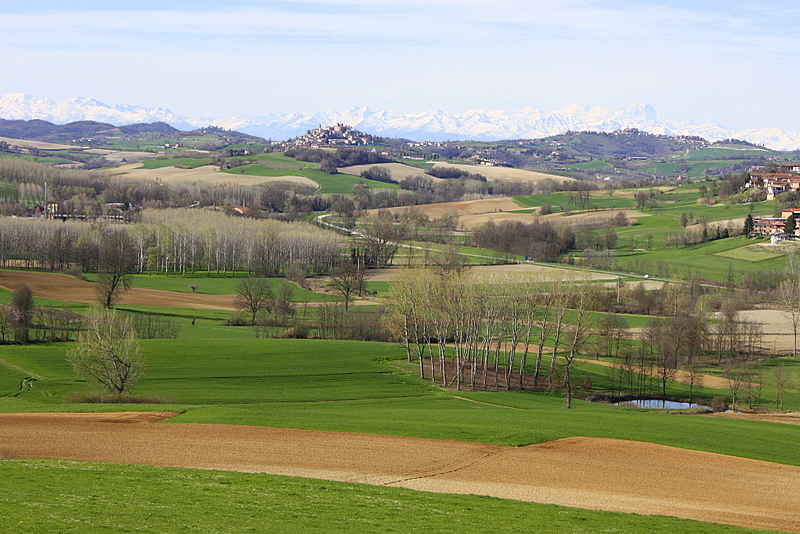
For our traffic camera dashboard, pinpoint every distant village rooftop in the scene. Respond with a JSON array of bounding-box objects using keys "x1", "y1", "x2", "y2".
[{"x1": 287, "y1": 124, "x2": 374, "y2": 149}]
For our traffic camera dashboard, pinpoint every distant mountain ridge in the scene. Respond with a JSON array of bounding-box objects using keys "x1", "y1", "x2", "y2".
[{"x1": 2, "y1": 92, "x2": 799, "y2": 151}]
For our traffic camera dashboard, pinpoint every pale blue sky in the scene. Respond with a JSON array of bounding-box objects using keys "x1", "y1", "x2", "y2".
[{"x1": 0, "y1": 1, "x2": 798, "y2": 129}]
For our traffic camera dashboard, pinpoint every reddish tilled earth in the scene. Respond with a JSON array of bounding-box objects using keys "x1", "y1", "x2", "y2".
[
  {"x1": 1, "y1": 412, "x2": 799, "y2": 533},
  {"x1": 0, "y1": 270, "x2": 236, "y2": 310}
]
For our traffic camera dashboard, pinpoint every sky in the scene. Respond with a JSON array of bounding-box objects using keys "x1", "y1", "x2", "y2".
[{"x1": 0, "y1": 1, "x2": 798, "y2": 130}]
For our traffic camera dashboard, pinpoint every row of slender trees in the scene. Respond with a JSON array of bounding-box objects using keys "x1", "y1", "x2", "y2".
[
  {"x1": 387, "y1": 268, "x2": 601, "y2": 406},
  {"x1": 386, "y1": 267, "x2": 769, "y2": 408},
  {"x1": 0, "y1": 209, "x2": 342, "y2": 277}
]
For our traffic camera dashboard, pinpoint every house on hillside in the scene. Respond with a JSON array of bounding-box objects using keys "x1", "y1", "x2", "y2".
[
  {"x1": 747, "y1": 172, "x2": 800, "y2": 199},
  {"x1": 782, "y1": 208, "x2": 800, "y2": 220},
  {"x1": 752, "y1": 217, "x2": 786, "y2": 236},
  {"x1": 772, "y1": 230, "x2": 790, "y2": 244}
]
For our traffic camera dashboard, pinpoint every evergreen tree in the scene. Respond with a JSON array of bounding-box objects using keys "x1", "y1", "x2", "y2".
[
  {"x1": 743, "y1": 213, "x2": 754, "y2": 237},
  {"x1": 786, "y1": 214, "x2": 796, "y2": 236}
]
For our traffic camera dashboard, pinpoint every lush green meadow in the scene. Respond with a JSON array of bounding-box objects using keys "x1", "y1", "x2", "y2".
[
  {"x1": 615, "y1": 236, "x2": 787, "y2": 282},
  {"x1": 223, "y1": 154, "x2": 399, "y2": 194},
  {"x1": 82, "y1": 272, "x2": 334, "y2": 301}
]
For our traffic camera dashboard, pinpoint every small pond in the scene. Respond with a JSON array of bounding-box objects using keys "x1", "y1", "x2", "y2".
[{"x1": 613, "y1": 399, "x2": 710, "y2": 410}]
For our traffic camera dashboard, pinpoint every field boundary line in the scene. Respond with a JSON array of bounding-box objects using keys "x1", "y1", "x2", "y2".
[
  {"x1": 380, "y1": 449, "x2": 503, "y2": 487},
  {"x1": 451, "y1": 395, "x2": 524, "y2": 410},
  {"x1": 0, "y1": 357, "x2": 45, "y2": 381}
]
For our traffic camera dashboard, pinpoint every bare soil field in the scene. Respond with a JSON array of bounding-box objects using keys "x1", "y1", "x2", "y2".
[
  {"x1": 725, "y1": 309, "x2": 795, "y2": 353},
  {"x1": 364, "y1": 264, "x2": 613, "y2": 283},
  {"x1": 541, "y1": 209, "x2": 651, "y2": 226},
  {"x1": 449, "y1": 207, "x2": 652, "y2": 231},
  {"x1": 375, "y1": 196, "x2": 522, "y2": 219},
  {"x1": 0, "y1": 136, "x2": 75, "y2": 150},
  {"x1": 431, "y1": 163, "x2": 572, "y2": 184},
  {"x1": 98, "y1": 151, "x2": 155, "y2": 163},
  {"x1": 456, "y1": 211, "x2": 538, "y2": 229},
  {"x1": 1, "y1": 412, "x2": 799, "y2": 533},
  {"x1": 0, "y1": 271, "x2": 236, "y2": 310},
  {"x1": 703, "y1": 411, "x2": 800, "y2": 425},
  {"x1": 111, "y1": 163, "x2": 319, "y2": 188}
]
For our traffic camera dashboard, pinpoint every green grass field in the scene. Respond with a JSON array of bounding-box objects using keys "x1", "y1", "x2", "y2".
[
  {"x1": 81, "y1": 272, "x2": 332, "y2": 301},
  {"x1": 616, "y1": 236, "x2": 787, "y2": 281},
  {"x1": 714, "y1": 246, "x2": 783, "y2": 262},
  {"x1": 223, "y1": 156, "x2": 400, "y2": 194},
  {"x1": 2, "y1": 459, "x2": 775, "y2": 534}
]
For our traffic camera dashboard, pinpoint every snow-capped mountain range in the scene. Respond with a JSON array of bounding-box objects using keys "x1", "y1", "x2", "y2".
[{"x1": 2, "y1": 92, "x2": 800, "y2": 151}]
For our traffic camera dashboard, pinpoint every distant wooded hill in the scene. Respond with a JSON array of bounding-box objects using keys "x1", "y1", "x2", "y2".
[{"x1": 0, "y1": 119, "x2": 264, "y2": 145}]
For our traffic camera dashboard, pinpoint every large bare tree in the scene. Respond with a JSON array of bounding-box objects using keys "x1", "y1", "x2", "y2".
[
  {"x1": 96, "y1": 230, "x2": 136, "y2": 308},
  {"x1": 67, "y1": 307, "x2": 144, "y2": 394},
  {"x1": 235, "y1": 277, "x2": 274, "y2": 325},
  {"x1": 328, "y1": 261, "x2": 368, "y2": 311},
  {"x1": 9, "y1": 283, "x2": 35, "y2": 343}
]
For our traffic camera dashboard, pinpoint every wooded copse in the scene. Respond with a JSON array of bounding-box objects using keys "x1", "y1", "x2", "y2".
[
  {"x1": 386, "y1": 267, "x2": 770, "y2": 408},
  {"x1": 0, "y1": 209, "x2": 341, "y2": 276}
]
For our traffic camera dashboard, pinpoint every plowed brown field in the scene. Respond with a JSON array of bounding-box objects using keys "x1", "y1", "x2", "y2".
[
  {"x1": 0, "y1": 270, "x2": 236, "y2": 310},
  {"x1": 1, "y1": 412, "x2": 799, "y2": 533}
]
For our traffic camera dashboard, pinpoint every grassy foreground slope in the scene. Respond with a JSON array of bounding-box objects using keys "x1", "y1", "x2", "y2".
[{"x1": 2, "y1": 459, "x2": 776, "y2": 534}]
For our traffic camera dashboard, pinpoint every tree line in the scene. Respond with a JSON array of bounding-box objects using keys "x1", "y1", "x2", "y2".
[{"x1": 0, "y1": 209, "x2": 341, "y2": 277}]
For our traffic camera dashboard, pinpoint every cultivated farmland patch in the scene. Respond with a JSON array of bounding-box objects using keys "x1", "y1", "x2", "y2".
[
  {"x1": 713, "y1": 246, "x2": 783, "y2": 262},
  {"x1": 431, "y1": 162, "x2": 572, "y2": 184},
  {"x1": 111, "y1": 162, "x2": 319, "y2": 188},
  {"x1": 2, "y1": 413, "x2": 799, "y2": 533}
]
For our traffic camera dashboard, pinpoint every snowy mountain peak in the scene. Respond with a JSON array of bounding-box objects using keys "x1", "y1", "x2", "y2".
[{"x1": 0, "y1": 92, "x2": 799, "y2": 150}]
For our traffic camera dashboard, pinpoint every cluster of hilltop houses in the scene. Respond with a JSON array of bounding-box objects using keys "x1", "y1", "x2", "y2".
[
  {"x1": 746, "y1": 163, "x2": 800, "y2": 200},
  {"x1": 286, "y1": 124, "x2": 374, "y2": 149},
  {"x1": 745, "y1": 164, "x2": 800, "y2": 243}
]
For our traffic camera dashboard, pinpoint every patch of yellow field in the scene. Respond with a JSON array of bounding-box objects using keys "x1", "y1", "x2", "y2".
[
  {"x1": 734, "y1": 309, "x2": 798, "y2": 353},
  {"x1": 456, "y1": 211, "x2": 538, "y2": 229},
  {"x1": 338, "y1": 163, "x2": 436, "y2": 182},
  {"x1": 431, "y1": 162, "x2": 572, "y2": 183},
  {"x1": 540, "y1": 209, "x2": 651, "y2": 226},
  {"x1": 109, "y1": 163, "x2": 319, "y2": 188}
]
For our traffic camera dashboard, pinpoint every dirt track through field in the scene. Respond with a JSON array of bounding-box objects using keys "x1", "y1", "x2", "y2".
[
  {"x1": 1, "y1": 412, "x2": 799, "y2": 533},
  {"x1": 0, "y1": 271, "x2": 236, "y2": 310}
]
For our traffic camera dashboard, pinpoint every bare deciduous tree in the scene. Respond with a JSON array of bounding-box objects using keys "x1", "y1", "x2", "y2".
[
  {"x1": 96, "y1": 230, "x2": 136, "y2": 308},
  {"x1": 235, "y1": 277, "x2": 274, "y2": 325},
  {"x1": 778, "y1": 277, "x2": 800, "y2": 357},
  {"x1": 67, "y1": 307, "x2": 144, "y2": 394},
  {"x1": 9, "y1": 283, "x2": 34, "y2": 343},
  {"x1": 328, "y1": 261, "x2": 368, "y2": 311}
]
